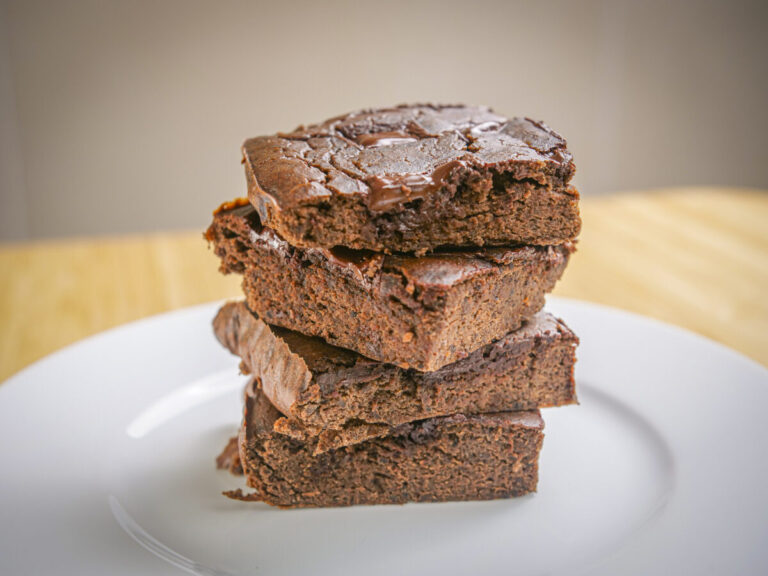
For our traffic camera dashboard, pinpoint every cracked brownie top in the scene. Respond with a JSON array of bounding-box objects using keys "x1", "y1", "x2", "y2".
[{"x1": 243, "y1": 104, "x2": 575, "y2": 214}]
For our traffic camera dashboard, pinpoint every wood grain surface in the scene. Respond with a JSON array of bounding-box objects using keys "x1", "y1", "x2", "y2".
[{"x1": 1, "y1": 188, "x2": 766, "y2": 382}]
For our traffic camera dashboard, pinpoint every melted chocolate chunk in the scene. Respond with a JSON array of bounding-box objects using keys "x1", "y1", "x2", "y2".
[{"x1": 365, "y1": 159, "x2": 467, "y2": 212}]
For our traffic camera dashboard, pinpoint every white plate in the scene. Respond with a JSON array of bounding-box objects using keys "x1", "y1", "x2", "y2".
[{"x1": 1, "y1": 298, "x2": 767, "y2": 575}]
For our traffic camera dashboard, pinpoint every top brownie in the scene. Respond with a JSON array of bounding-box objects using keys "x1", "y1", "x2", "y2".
[{"x1": 244, "y1": 104, "x2": 580, "y2": 254}]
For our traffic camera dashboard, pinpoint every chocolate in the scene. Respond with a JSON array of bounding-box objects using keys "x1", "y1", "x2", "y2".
[
  {"x1": 207, "y1": 201, "x2": 573, "y2": 371},
  {"x1": 208, "y1": 103, "x2": 583, "y2": 509},
  {"x1": 218, "y1": 380, "x2": 544, "y2": 508},
  {"x1": 354, "y1": 131, "x2": 418, "y2": 147},
  {"x1": 213, "y1": 301, "x2": 577, "y2": 453},
  {"x1": 242, "y1": 104, "x2": 580, "y2": 253},
  {"x1": 365, "y1": 159, "x2": 467, "y2": 212}
]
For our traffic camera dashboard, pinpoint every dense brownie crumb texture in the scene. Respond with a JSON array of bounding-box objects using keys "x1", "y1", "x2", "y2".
[
  {"x1": 208, "y1": 103, "x2": 581, "y2": 508},
  {"x1": 207, "y1": 202, "x2": 573, "y2": 371},
  {"x1": 214, "y1": 301, "x2": 577, "y2": 453},
  {"x1": 220, "y1": 380, "x2": 544, "y2": 508}
]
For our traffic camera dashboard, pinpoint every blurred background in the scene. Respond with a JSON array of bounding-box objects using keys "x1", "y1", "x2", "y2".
[
  {"x1": 1, "y1": 0, "x2": 767, "y2": 378},
  {"x1": 1, "y1": 0, "x2": 766, "y2": 241}
]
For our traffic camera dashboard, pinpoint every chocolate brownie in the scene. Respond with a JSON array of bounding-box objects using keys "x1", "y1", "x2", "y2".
[
  {"x1": 219, "y1": 380, "x2": 543, "y2": 508},
  {"x1": 206, "y1": 201, "x2": 573, "y2": 371},
  {"x1": 243, "y1": 104, "x2": 580, "y2": 254},
  {"x1": 214, "y1": 301, "x2": 577, "y2": 453}
]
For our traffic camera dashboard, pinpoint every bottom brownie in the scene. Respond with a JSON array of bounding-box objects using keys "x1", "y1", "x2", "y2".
[{"x1": 219, "y1": 379, "x2": 544, "y2": 508}]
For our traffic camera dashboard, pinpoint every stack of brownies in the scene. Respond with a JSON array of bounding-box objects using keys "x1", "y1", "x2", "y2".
[{"x1": 207, "y1": 104, "x2": 581, "y2": 508}]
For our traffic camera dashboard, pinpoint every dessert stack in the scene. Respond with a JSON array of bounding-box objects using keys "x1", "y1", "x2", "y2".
[{"x1": 207, "y1": 104, "x2": 581, "y2": 507}]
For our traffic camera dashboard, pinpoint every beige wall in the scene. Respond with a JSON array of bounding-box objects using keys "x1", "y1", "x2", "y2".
[{"x1": 1, "y1": 0, "x2": 766, "y2": 240}]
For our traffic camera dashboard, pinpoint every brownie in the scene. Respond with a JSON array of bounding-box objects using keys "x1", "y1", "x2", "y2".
[
  {"x1": 206, "y1": 201, "x2": 573, "y2": 371},
  {"x1": 215, "y1": 436, "x2": 243, "y2": 475},
  {"x1": 219, "y1": 380, "x2": 544, "y2": 508},
  {"x1": 243, "y1": 104, "x2": 580, "y2": 254},
  {"x1": 214, "y1": 301, "x2": 576, "y2": 453}
]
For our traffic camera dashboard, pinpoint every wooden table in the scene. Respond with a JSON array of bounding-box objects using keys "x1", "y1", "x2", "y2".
[{"x1": 1, "y1": 188, "x2": 766, "y2": 382}]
